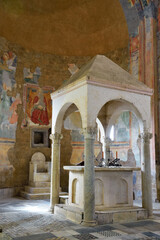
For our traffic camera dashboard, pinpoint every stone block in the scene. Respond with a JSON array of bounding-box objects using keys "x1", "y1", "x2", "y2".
[
  {"x1": 54, "y1": 205, "x2": 67, "y2": 218},
  {"x1": 137, "y1": 209, "x2": 148, "y2": 220},
  {"x1": 66, "y1": 210, "x2": 76, "y2": 222},
  {"x1": 113, "y1": 211, "x2": 137, "y2": 223},
  {"x1": 75, "y1": 212, "x2": 83, "y2": 224},
  {"x1": 95, "y1": 212, "x2": 113, "y2": 224}
]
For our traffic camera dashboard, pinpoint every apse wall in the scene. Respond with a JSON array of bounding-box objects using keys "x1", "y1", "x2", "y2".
[{"x1": 0, "y1": 36, "x2": 129, "y2": 197}]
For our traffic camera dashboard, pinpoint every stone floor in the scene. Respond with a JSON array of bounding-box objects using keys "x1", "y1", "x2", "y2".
[{"x1": 0, "y1": 198, "x2": 160, "y2": 240}]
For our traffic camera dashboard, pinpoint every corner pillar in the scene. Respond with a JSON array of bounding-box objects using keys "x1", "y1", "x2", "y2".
[
  {"x1": 82, "y1": 127, "x2": 97, "y2": 226},
  {"x1": 139, "y1": 130, "x2": 153, "y2": 217},
  {"x1": 49, "y1": 132, "x2": 63, "y2": 213}
]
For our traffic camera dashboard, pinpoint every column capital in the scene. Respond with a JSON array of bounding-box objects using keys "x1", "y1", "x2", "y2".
[
  {"x1": 50, "y1": 133, "x2": 63, "y2": 143},
  {"x1": 103, "y1": 137, "x2": 112, "y2": 145},
  {"x1": 139, "y1": 130, "x2": 152, "y2": 143},
  {"x1": 81, "y1": 127, "x2": 97, "y2": 139}
]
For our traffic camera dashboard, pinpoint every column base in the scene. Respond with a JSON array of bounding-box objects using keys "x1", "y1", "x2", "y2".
[
  {"x1": 81, "y1": 220, "x2": 97, "y2": 227},
  {"x1": 49, "y1": 206, "x2": 55, "y2": 213},
  {"x1": 148, "y1": 210, "x2": 153, "y2": 218},
  {"x1": 49, "y1": 196, "x2": 59, "y2": 213}
]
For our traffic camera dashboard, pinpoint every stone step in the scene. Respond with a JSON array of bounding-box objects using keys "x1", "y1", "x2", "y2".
[
  {"x1": 21, "y1": 189, "x2": 68, "y2": 200},
  {"x1": 25, "y1": 186, "x2": 50, "y2": 194},
  {"x1": 54, "y1": 205, "x2": 148, "y2": 224},
  {"x1": 54, "y1": 204, "x2": 83, "y2": 223},
  {"x1": 30, "y1": 182, "x2": 50, "y2": 188},
  {"x1": 21, "y1": 191, "x2": 50, "y2": 200},
  {"x1": 59, "y1": 192, "x2": 68, "y2": 196}
]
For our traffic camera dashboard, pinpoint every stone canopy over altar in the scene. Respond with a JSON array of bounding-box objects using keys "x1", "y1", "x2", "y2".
[{"x1": 50, "y1": 55, "x2": 153, "y2": 226}]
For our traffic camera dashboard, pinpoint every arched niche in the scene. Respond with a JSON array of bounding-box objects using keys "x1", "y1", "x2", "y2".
[
  {"x1": 50, "y1": 102, "x2": 84, "y2": 196},
  {"x1": 97, "y1": 99, "x2": 144, "y2": 136},
  {"x1": 116, "y1": 178, "x2": 128, "y2": 204},
  {"x1": 97, "y1": 99, "x2": 143, "y2": 200},
  {"x1": 97, "y1": 99, "x2": 142, "y2": 164},
  {"x1": 52, "y1": 102, "x2": 83, "y2": 134},
  {"x1": 72, "y1": 178, "x2": 79, "y2": 204}
]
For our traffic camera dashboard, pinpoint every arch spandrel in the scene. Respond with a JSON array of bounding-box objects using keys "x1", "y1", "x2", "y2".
[
  {"x1": 51, "y1": 85, "x2": 89, "y2": 133},
  {"x1": 87, "y1": 84, "x2": 152, "y2": 131},
  {"x1": 104, "y1": 100, "x2": 144, "y2": 136}
]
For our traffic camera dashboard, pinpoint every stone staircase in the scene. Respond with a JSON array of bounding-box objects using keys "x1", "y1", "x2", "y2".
[
  {"x1": 21, "y1": 182, "x2": 50, "y2": 200},
  {"x1": 21, "y1": 182, "x2": 68, "y2": 202}
]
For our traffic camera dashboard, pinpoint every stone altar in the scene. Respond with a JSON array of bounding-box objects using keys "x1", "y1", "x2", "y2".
[{"x1": 64, "y1": 166, "x2": 141, "y2": 210}]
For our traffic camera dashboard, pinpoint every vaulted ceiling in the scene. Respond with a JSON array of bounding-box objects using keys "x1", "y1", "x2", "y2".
[{"x1": 0, "y1": 0, "x2": 129, "y2": 56}]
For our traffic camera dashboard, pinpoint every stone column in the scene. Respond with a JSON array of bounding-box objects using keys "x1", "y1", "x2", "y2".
[
  {"x1": 103, "y1": 137, "x2": 112, "y2": 164},
  {"x1": 139, "y1": 130, "x2": 153, "y2": 217},
  {"x1": 49, "y1": 132, "x2": 63, "y2": 213},
  {"x1": 82, "y1": 127, "x2": 97, "y2": 226}
]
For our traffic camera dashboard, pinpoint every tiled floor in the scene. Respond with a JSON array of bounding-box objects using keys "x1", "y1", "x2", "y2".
[{"x1": 0, "y1": 198, "x2": 160, "y2": 240}]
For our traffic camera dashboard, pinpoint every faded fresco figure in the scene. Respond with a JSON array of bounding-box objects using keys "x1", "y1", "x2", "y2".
[
  {"x1": 23, "y1": 84, "x2": 53, "y2": 127},
  {"x1": 0, "y1": 51, "x2": 17, "y2": 92},
  {"x1": 0, "y1": 51, "x2": 19, "y2": 140},
  {"x1": 0, "y1": 92, "x2": 21, "y2": 139},
  {"x1": 31, "y1": 88, "x2": 49, "y2": 125},
  {"x1": 23, "y1": 67, "x2": 41, "y2": 84},
  {"x1": 0, "y1": 90, "x2": 11, "y2": 128},
  {"x1": 9, "y1": 93, "x2": 22, "y2": 125}
]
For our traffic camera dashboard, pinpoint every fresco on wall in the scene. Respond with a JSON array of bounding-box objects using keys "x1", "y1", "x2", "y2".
[
  {"x1": 126, "y1": 0, "x2": 156, "y2": 84},
  {"x1": 70, "y1": 130, "x2": 102, "y2": 165},
  {"x1": 128, "y1": 0, "x2": 150, "y2": 14},
  {"x1": 145, "y1": 17, "x2": 154, "y2": 88},
  {"x1": 158, "y1": 5, "x2": 160, "y2": 94},
  {"x1": 158, "y1": 6, "x2": 160, "y2": 32},
  {"x1": 0, "y1": 51, "x2": 20, "y2": 141},
  {"x1": 111, "y1": 111, "x2": 140, "y2": 165},
  {"x1": 23, "y1": 84, "x2": 54, "y2": 127},
  {"x1": 114, "y1": 111, "x2": 130, "y2": 142},
  {"x1": 128, "y1": 0, "x2": 135, "y2": 6},
  {"x1": 23, "y1": 67, "x2": 41, "y2": 84},
  {"x1": 0, "y1": 93, "x2": 21, "y2": 139},
  {"x1": 121, "y1": 0, "x2": 157, "y2": 200},
  {"x1": 0, "y1": 51, "x2": 17, "y2": 92},
  {"x1": 131, "y1": 112, "x2": 140, "y2": 165},
  {"x1": 130, "y1": 35, "x2": 139, "y2": 79}
]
